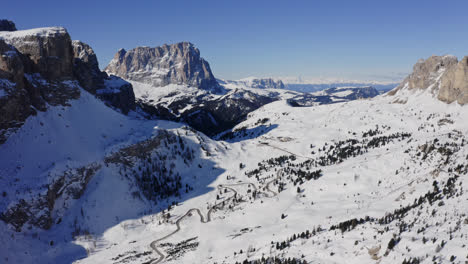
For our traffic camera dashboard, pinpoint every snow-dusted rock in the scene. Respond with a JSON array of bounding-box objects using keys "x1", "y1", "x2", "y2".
[{"x1": 0, "y1": 27, "x2": 74, "y2": 80}]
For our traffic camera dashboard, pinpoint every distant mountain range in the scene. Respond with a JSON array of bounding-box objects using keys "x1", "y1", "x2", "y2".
[{"x1": 287, "y1": 86, "x2": 380, "y2": 107}]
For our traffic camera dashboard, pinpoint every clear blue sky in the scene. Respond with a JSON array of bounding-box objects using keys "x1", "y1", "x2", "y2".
[{"x1": 3, "y1": 0, "x2": 468, "y2": 81}]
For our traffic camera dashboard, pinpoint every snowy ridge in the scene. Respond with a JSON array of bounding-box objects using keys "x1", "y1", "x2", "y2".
[{"x1": 0, "y1": 27, "x2": 67, "y2": 40}]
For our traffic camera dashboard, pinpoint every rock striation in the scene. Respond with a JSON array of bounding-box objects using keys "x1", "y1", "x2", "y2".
[{"x1": 105, "y1": 42, "x2": 220, "y2": 91}]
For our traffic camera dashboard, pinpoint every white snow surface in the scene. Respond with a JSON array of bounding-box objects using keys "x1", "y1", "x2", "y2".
[
  {"x1": 0, "y1": 83, "x2": 467, "y2": 264},
  {"x1": 0, "y1": 27, "x2": 68, "y2": 40}
]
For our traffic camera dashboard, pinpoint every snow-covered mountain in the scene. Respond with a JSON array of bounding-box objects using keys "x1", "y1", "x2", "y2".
[
  {"x1": 105, "y1": 42, "x2": 221, "y2": 92},
  {"x1": 287, "y1": 86, "x2": 380, "y2": 107},
  {"x1": 219, "y1": 77, "x2": 286, "y2": 89},
  {"x1": 1, "y1": 21, "x2": 467, "y2": 264},
  {"x1": 278, "y1": 77, "x2": 399, "y2": 93},
  {"x1": 104, "y1": 43, "x2": 296, "y2": 137}
]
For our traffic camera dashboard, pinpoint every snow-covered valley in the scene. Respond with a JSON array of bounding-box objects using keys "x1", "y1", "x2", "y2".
[
  {"x1": 1, "y1": 20, "x2": 467, "y2": 264},
  {"x1": 4, "y1": 86, "x2": 467, "y2": 264}
]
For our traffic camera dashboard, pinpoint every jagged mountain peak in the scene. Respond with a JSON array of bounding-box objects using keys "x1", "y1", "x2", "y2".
[{"x1": 105, "y1": 41, "x2": 220, "y2": 91}]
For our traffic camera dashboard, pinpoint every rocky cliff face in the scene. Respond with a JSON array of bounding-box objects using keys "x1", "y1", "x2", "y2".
[
  {"x1": 72, "y1": 40, "x2": 135, "y2": 113},
  {"x1": 0, "y1": 19, "x2": 17, "y2": 31},
  {"x1": 0, "y1": 27, "x2": 75, "y2": 80},
  {"x1": 0, "y1": 28, "x2": 81, "y2": 143},
  {"x1": 438, "y1": 56, "x2": 468, "y2": 104},
  {"x1": 72, "y1": 40, "x2": 106, "y2": 94},
  {"x1": 0, "y1": 24, "x2": 139, "y2": 231},
  {"x1": 105, "y1": 42, "x2": 220, "y2": 91},
  {"x1": 388, "y1": 55, "x2": 468, "y2": 105},
  {"x1": 0, "y1": 26, "x2": 136, "y2": 144}
]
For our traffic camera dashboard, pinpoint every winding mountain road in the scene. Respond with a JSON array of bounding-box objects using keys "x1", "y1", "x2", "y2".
[{"x1": 148, "y1": 182, "x2": 259, "y2": 264}]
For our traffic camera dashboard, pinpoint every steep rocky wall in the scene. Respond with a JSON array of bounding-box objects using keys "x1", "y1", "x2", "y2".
[
  {"x1": 438, "y1": 56, "x2": 468, "y2": 104},
  {"x1": 105, "y1": 42, "x2": 220, "y2": 91},
  {"x1": 389, "y1": 55, "x2": 468, "y2": 105}
]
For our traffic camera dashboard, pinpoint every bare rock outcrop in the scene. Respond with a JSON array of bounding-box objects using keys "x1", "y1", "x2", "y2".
[
  {"x1": 0, "y1": 27, "x2": 75, "y2": 80},
  {"x1": 388, "y1": 55, "x2": 458, "y2": 96},
  {"x1": 0, "y1": 27, "x2": 81, "y2": 143},
  {"x1": 0, "y1": 27, "x2": 137, "y2": 144},
  {"x1": 72, "y1": 40, "x2": 136, "y2": 113},
  {"x1": 388, "y1": 54, "x2": 468, "y2": 105},
  {"x1": 72, "y1": 40, "x2": 106, "y2": 93},
  {"x1": 438, "y1": 56, "x2": 468, "y2": 104},
  {"x1": 105, "y1": 42, "x2": 220, "y2": 91}
]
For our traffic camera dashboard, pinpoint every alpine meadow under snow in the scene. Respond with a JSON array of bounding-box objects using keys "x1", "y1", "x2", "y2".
[{"x1": 0, "y1": 17, "x2": 467, "y2": 264}]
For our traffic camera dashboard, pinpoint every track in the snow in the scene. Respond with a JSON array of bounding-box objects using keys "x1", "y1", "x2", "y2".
[{"x1": 149, "y1": 182, "x2": 258, "y2": 264}]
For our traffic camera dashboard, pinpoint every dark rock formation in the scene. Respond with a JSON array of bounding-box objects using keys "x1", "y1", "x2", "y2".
[
  {"x1": 0, "y1": 28, "x2": 137, "y2": 144},
  {"x1": 97, "y1": 76, "x2": 136, "y2": 114},
  {"x1": 0, "y1": 19, "x2": 17, "y2": 31},
  {"x1": 181, "y1": 90, "x2": 276, "y2": 136},
  {"x1": 105, "y1": 42, "x2": 220, "y2": 91},
  {"x1": 72, "y1": 40, "x2": 136, "y2": 114},
  {"x1": 72, "y1": 40, "x2": 106, "y2": 94},
  {"x1": 0, "y1": 27, "x2": 75, "y2": 80}
]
